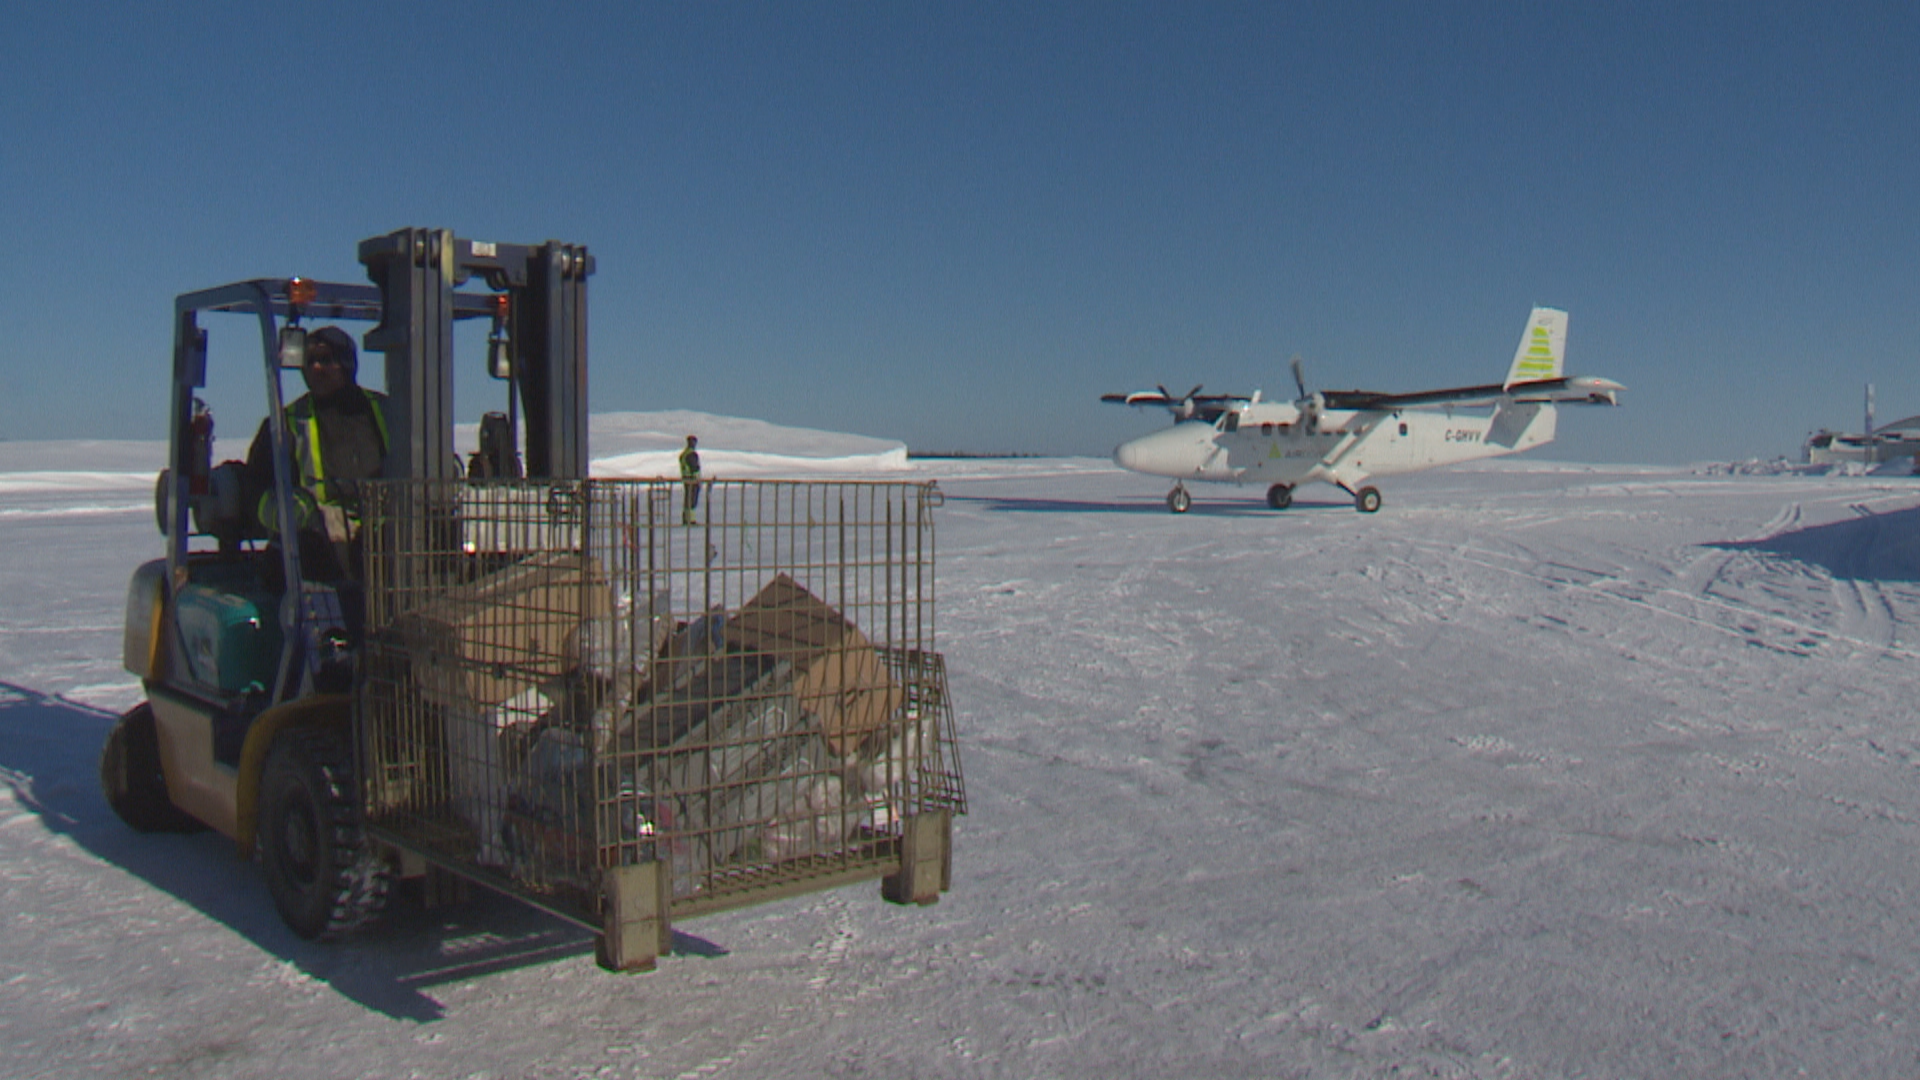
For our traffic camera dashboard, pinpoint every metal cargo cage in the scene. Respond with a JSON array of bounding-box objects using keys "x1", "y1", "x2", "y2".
[{"x1": 355, "y1": 478, "x2": 964, "y2": 968}]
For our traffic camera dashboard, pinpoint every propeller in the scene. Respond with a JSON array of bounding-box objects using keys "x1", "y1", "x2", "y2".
[
  {"x1": 1158, "y1": 383, "x2": 1205, "y2": 421},
  {"x1": 1289, "y1": 355, "x2": 1323, "y2": 433}
]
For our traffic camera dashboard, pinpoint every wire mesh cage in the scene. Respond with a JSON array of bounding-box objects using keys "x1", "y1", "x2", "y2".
[{"x1": 356, "y1": 478, "x2": 963, "y2": 929}]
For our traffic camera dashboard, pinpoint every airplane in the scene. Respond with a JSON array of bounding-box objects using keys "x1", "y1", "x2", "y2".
[{"x1": 1102, "y1": 307, "x2": 1624, "y2": 514}]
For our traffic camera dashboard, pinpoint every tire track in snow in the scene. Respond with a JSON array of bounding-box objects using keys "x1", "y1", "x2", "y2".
[
  {"x1": 804, "y1": 895, "x2": 857, "y2": 992},
  {"x1": 669, "y1": 895, "x2": 911, "y2": 1079},
  {"x1": 1403, "y1": 536, "x2": 1920, "y2": 663},
  {"x1": 1832, "y1": 575, "x2": 1897, "y2": 650},
  {"x1": 1674, "y1": 500, "x2": 1800, "y2": 606},
  {"x1": 1436, "y1": 491, "x2": 1920, "y2": 659},
  {"x1": 1824, "y1": 509, "x2": 1900, "y2": 648},
  {"x1": 1755, "y1": 500, "x2": 1806, "y2": 539}
]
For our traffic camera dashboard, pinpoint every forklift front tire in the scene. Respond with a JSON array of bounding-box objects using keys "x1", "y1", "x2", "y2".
[{"x1": 258, "y1": 728, "x2": 389, "y2": 940}]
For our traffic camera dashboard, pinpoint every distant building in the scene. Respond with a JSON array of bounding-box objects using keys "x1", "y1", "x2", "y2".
[{"x1": 1804, "y1": 416, "x2": 1920, "y2": 467}]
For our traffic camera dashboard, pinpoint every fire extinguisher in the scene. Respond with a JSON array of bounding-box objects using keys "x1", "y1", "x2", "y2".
[{"x1": 189, "y1": 398, "x2": 214, "y2": 497}]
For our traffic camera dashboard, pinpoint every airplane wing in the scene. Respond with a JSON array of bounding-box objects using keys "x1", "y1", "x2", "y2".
[
  {"x1": 1321, "y1": 376, "x2": 1624, "y2": 411},
  {"x1": 1101, "y1": 389, "x2": 1252, "y2": 422},
  {"x1": 1506, "y1": 376, "x2": 1624, "y2": 405},
  {"x1": 1100, "y1": 390, "x2": 1251, "y2": 408}
]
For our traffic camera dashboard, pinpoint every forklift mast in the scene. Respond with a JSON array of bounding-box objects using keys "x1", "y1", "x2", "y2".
[{"x1": 358, "y1": 228, "x2": 594, "y2": 482}]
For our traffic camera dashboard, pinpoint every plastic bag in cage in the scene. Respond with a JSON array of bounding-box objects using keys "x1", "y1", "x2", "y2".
[
  {"x1": 449, "y1": 686, "x2": 552, "y2": 867},
  {"x1": 756, "y1": 767, "x2": 854, "y2": 863},
  {"x1": 501, "y1": 724, "x2": 670, "y2": 892},
  {"x1": 843, "y1": 707, "x2": 942, "y2": 834}
]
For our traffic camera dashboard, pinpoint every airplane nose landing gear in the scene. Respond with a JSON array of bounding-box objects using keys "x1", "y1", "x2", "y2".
[
  {"x1": 1166, "y1": 485, "x2": 1192, "y2": 514},
  {"x1": 1266, "y1": 484, "x2": 1293, "y2": 510}
]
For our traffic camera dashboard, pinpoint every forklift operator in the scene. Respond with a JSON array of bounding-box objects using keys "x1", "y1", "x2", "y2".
[{"x1": 242, "y1": 325, "x2": 388, "y2": 581}]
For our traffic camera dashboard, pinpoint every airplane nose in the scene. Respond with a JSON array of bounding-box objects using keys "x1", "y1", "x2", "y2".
[{"x1": 1114, "y1": 427, "x2": 1203, "y2": 478}]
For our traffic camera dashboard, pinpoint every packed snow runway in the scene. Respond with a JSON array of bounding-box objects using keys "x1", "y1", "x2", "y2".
[{"x1": 7, "y1": 447, "x2": 1920, "y2": 1079}]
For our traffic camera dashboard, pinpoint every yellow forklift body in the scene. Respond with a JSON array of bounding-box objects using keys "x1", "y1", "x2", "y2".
[{"x1": 148, "y1": 690, "x2": 351, "y2": 855}]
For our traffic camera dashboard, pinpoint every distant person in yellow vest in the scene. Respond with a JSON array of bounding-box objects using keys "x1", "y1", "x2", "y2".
[
  {"x1": 679, "y1": 434, "x2": 702, "y2": 525},
  {"x1": 243, "y1": 326, "x2": 389, "y2": 580}
]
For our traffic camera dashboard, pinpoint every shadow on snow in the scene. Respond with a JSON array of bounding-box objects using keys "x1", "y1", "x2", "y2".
[
  {"x1": 1708, "y1": 504, "x2": 1920, "y2": 584},
  {"x1": 0, "y1": 682, "x2": 726, "y2": 1023}
]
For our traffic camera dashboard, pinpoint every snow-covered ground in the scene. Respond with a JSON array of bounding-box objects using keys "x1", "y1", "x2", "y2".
[{"x1": 7, "y1": 421, "x2": 1920, "y2": 1079}]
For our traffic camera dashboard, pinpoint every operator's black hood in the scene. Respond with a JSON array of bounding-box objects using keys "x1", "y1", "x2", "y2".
[{"x1": 308, "y1": 325, "x2": 359, "y2": 379}]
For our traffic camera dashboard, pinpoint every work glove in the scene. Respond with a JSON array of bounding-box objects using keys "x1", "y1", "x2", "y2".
[{"x1": 256, "y1": 487, "x2": 321, "y2": 535}]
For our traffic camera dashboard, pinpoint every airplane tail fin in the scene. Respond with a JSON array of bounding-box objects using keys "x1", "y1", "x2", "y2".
[{"x1": 1504, "y1": 307, "x2": 1568, "y2": 389}]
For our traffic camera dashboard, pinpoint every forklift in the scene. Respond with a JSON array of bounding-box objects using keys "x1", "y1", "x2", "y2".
[{"x1": 102, "y1": 228, "x2": 594, "y2": 940}]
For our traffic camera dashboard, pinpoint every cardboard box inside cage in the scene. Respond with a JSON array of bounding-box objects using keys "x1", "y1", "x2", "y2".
[
  {"x1": 727, "y1": 574, "x2": 904, "y2": 757},
  {"x1": 400, "y1": 551, "x2": 613, "y2": 707}
]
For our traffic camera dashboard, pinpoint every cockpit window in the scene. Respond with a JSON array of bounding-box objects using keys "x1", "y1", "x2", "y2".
[{"x1": 1220, "y1": 411, "x2": 1240, "y2": 433}]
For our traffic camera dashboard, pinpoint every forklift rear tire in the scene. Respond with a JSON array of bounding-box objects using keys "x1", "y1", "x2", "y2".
[
  {"x1": 100, "y1": 702, "x2": 206, "y2": 834},
  {"x1": 258, "y1": 728, "x2": 390, "y2": 940}
]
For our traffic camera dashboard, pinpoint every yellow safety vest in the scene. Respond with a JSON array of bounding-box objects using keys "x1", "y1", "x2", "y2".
[
  {"x1": 288, "y1": 391, "x2": 389, "y2": 506},
  {"x1": 258, "y1": 392, "x2": 389, "y2": 531}
]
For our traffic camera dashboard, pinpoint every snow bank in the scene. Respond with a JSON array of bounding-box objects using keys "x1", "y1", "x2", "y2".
[
  {"x1": 0, "y1": 471, "x2": 155, "y2": 496},
  {"x1": 587, "y1": 410, "x2": 908, "y2": 477},
  {"x1": 0, "y1": 440, "x2": 165, "y2": 498},
  {"x1": 0, "y1": 439, "x2": 167, "y2": 475},
  {"x1": 0, "y1": 413, "x2": 915, "y2": 494}
]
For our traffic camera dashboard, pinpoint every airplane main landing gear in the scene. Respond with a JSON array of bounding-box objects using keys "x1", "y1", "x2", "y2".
[
  {"x1": 1166, "y1": 485, "x2": 1192, "y2": 514},
  {"x1": 1266, "y1": 484, "x2": 1293, "y2": 510},
  {"x1": 1354, "y1": 486, "x2": 1382, "y2": 513}
]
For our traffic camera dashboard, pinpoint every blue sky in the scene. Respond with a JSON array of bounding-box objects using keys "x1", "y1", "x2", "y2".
[{"x1": 3, "y1": 2, "x2": 1915, "y2": 462}]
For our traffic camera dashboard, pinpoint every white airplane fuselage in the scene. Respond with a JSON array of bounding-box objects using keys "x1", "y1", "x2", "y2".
[{"x1": 1114, "y1": 398, "x2": 1557, "y2": 492}]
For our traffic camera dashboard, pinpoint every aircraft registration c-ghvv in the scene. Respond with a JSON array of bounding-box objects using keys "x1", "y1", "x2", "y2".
[{"x1": 1101, "y1": 307, "x2": 1624, "y2": 513}]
